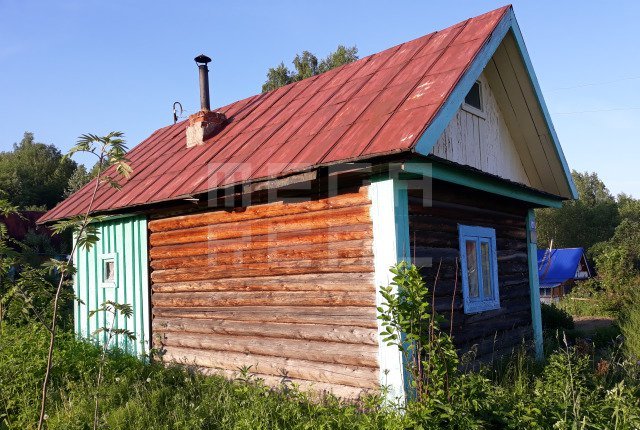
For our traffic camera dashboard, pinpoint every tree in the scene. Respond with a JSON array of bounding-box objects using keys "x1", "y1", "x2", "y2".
[
  {"x1": 0, "y1": 132, "x2": 78, "y2": 210},
  {"x1": 536, "y1": 171, "x2": 619, "y2": 251},
  {"x1": 37, "y1": 132, "x2": 131, "y2": 430},
  {"x1": 65, "y1": 165, "x2": 90, "y2": 197},
  {"x1": 261, "y1": 45, "x2": 359, "y2": 92},
  {"x1": 318, "y1": 45, "x2": 358, "y2": 73},
  {"x1": 591, "y1": 199, "x2": 640, "y2": 290},
  {"x1": 292, "y1": 51, "x2": 319, "y2": 81},
  {"x1": 262, "y1": 63, "x2": 292, "y2": 93},
  {"x1": 617, "y1": 193, "x2": 640, "y2": 223}
]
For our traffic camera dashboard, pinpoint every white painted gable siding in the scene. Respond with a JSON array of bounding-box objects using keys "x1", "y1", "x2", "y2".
[{"x1": 431, "y1": 72, "x2": 531, "y2": 187}]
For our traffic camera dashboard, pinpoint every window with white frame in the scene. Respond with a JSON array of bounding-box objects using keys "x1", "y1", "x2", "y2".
[
  {"x1": 458, "y1": 225, "x2": 500, "y2": 313},
  {"x1": 100, "y1": 253, "x2": 117, "y2": 288}
]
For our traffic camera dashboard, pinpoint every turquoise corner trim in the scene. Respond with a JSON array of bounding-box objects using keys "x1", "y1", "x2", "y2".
[
  {"x1": 402, "y1": 159, "x2": 564, "y2": 208},
  {"x1": 413, "y1": 8, "x2": 577, "y2": 200},
  {"x1": 526, "y1": 209, "x2": 544, "y2": 360},
  {"x1": 369, "y1": 177, "x2": 411, "y2": 404}
]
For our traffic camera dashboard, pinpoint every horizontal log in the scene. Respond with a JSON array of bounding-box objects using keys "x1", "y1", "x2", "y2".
[
  {"x1": 454, "y1": 312, "x2": 532, "y2": 344},
  {"x1": 150, "y1": 225, "x2": 372, "y2": 260},
  {"x1": 460, "y1": 324, "x2": 532, "y2": 357},
  {"x1": 156, "y1": 332, "x2": 378, "y2": 367},
  {"x1": 152, "y1": 306, "x2": 378, "y2": 328},
  {"x1": 408, "y1": 192, "x2": 528, "y2": 218},
  {"x1": 201, "y1": 368, "x2": 371, "y2": 400},
  {"x1": 150, "y1": 258, "x2": 374, "y2": 283},
  {"x1": 162, "y1": 346, "x2": 379, "y2": 389},
  {"x1": 410, "y1": 233, "x2": 526, "y2": 252},
  {"x1": 149, "y1": 189, "x2": 370, "y2": 233},
  {"x1": 409, "y1": 217, "x2": 526, "y2": 240},
  {"x1": 460, "y1": 301, "x2": 532, "y2": 325},
  {"x1": 497, "y1": 252, "x2": 529, "y2": 261},
  {"x1": 150, "y1": 239, "x2": 373, "y2": 270},
  {"x1": 153, "y1": 317, "x2": 378, "y2": 345},
  {"x1": 152, "y1": 273, "x2": 375, "y2": 293},
  {"x1": 152, "y1": 290, "x2": 376, "y2": 308},
  {"x1": 418, "y1": 272, "x2": 528, "y2": 290},
  {"x1": 150, "y1": 205, "x2": 371, "y2": 247},
  {"x1": 409, "y1": 209, "x2": 524, "y2": 225}
]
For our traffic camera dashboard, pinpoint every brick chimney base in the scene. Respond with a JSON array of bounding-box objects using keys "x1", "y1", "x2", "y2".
[{"x1": 186, "y1": 111, "x2": 227, "y2": 148}]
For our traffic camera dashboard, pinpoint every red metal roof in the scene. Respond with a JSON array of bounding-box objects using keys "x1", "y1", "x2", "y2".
[{"x1": 40, "y1": 6, "x2": 510, "y2": 223}]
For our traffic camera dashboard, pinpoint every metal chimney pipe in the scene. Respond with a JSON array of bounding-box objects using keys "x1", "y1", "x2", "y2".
[{"x1": 194, "y1": 54, "x2": 212, "y2": 112}]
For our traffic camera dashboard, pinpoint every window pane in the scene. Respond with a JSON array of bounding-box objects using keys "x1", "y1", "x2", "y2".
[
  {"x1": 465, "y1": 240, "x2": 479, "y2": 298},
  {"x1": 464, "y1": 81, "x2": 482, "y2": 110},
  {"x1": 104, "y1": 260, "x2": 115, "y2": 282},
  {"x1": 481, "y1": 241, "x2": 492, "y2": 299}
]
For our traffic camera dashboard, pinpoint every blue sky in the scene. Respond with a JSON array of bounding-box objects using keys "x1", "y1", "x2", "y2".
[{"x1": 1, "y1": 1, "x2": 638, "y2": 197}]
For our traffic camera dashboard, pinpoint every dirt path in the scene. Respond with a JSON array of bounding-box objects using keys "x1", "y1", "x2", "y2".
[{"x1": 573, "y1": 316, "x2": 615, "y2": 333}]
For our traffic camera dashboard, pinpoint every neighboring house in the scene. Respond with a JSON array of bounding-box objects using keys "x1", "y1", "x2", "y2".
[
  {"x1": 0, "y1": 210, "x2": 63, "y2": 256},
  {"x1": 39, "y1": 6, "x2": 577, "y2": 401},
  {"x1": 1, "y1": 211, "x2": 46, "y2": 242},
  {"x1": 538, "y1": 248, "x2": 591, "y2": 303}
]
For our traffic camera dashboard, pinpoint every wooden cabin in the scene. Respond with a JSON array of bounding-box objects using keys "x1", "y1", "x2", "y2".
[
  {"x1": 40, "y1": 6, "x2": 577, "y2": 401},
  {"x1": 538, "y1": 248, "x2": 591, "y2": 303}
]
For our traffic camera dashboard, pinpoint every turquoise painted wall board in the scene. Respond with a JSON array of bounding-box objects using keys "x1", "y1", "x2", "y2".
[{"x1": 74, "y1": 215, "x2": 149, "y2": 356}]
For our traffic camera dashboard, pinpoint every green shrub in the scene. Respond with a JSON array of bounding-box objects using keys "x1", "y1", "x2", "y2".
[
  {"x1": 620, "y1": 290, "x2": 640, "y2": 359},
  {"x1": 557, "y1": 279, "x2": 620, "y2": 318},
  {"x1": 376, "y1": 263, "x2": 640, "y2": 429},
  {"x1": 377, "y1": 261, "x2": 458, "y2": 402},
  {"x1": 541, "y1": 303, "x2": 575, "y2": 331}
]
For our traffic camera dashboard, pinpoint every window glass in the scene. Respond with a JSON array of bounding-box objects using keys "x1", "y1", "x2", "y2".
[
  {"x1": 481, "y1": 241, "x2": 492, "y2": 298},
  {"x1": 458, "y1": 225, "x2": 500, "y2": 314},
  {"x1": 103, "y1": 259, "x2": 115, "y2": 283},
  {"x1": 465, "y1": 240, "x2": 479, "y2": 298},
  {"x1": 464, "y1": 81, "x2": 482, "y2": 111}
]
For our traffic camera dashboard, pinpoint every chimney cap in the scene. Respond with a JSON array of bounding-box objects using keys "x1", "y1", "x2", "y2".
[{"x1": 194, "y1": 54, "x2": 212, "y2": 65}]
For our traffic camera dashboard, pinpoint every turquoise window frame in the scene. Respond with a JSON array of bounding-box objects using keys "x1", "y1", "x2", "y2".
[{"x1": 458, "y1": 225, "x2": 500, "y2": 314}]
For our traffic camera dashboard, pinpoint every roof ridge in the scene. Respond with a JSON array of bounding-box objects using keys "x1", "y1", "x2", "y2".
[{"x1": 39, "y1": 5, "x2": 517, "y2": 223}]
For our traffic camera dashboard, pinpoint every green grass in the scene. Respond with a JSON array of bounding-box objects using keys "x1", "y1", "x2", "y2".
[
  {"x1": 1, "y1": 324, "x2": 640, "y2": 429},
  {"x1": 0, "y1": 325, "x2": 403, "y2": 430},
  {"x1": 557, "y1": 296, "x2": 619, "y2": 318}
]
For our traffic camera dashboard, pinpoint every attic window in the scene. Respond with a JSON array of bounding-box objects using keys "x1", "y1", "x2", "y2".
[{"x1": 464, "y1": 81, "x2": 483, "y2": 112}]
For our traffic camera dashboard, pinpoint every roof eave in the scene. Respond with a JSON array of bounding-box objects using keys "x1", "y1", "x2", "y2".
[{"x1": 403, "y1": 155, "x2": 566, "y2": 208}]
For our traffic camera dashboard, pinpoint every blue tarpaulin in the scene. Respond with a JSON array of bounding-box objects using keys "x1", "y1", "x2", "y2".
[{"x1": 537, "y1": 248, "x2": 590, "y2": 288}]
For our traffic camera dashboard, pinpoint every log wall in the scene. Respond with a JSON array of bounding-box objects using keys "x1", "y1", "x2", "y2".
[
  {"x1": 408, "y1": 181, "x2": 533, "y2": 360},
  {"x1": 148, "y1": 186, "x2": 378, "y2": 399}
]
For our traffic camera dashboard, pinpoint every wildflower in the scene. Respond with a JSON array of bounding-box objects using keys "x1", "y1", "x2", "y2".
[
  {"x1": 44, "y1": 414, "x2": 49, "y2": 421},
  {"x1": 146, "y1": 377, "x2": 151, "y2": 383},
  {"x1": 596, "y1": 359, "x2": 610, "y2": 376},
  {"x1": 115, "y1": 377, "x2": 121, "y2": 382}
]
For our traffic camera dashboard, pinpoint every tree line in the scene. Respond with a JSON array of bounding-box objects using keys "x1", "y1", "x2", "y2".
[{"x1": 0, "y1": 132, "x2": 99, "y2": 211}]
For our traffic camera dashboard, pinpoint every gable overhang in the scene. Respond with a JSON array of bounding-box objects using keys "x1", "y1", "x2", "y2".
[
  {"x1": 413, "y1": 8, "x2": 578, "y2": 201},
  {"x1": 402, "y1": 157, "x2": 564, "y2": 208}
]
